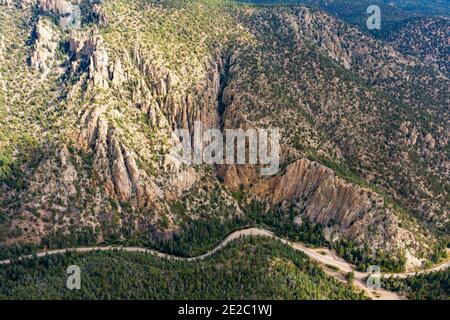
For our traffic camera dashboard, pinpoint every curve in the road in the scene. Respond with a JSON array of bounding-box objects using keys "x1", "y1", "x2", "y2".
[{"x1": 1, "y1": 228, "x2": 448, "y2": 300}]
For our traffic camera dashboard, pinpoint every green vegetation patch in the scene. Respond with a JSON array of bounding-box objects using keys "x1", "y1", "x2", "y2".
[
  {"x1": 0, "y1": 237, "x2": 366, "y2": 300},
  {"x1": 382, "y1": 269, "x2": 449, "y2": 300}
]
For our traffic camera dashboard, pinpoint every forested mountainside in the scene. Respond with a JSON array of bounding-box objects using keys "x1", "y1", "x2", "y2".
[
  {"x1": 382, "y1": 269, "x2": 449, "y2": 300},
  {"x1": 239, "y1": 0, "x2": 450, "y2": 17},
  {"x1": 0, "y1": 237, "x2": 367, "y2": 300},
  {"x1": 238, "y1": 0, "x2": 450, "y2": 38},
  {"x1": 0, "y1": 0, "x2": 448, "y2": 280},
  {"x1": 386, "y1": 16, "x2": 450, "y2": 76},
  {"x1": 239, "y1": 1, "x2": 450, "y2": 73}
]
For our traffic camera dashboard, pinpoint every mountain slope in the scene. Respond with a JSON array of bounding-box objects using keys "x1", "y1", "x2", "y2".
[
  {"x1": 0, "y1": 0, "x2": 448, "y2": 272},
  {"x1": 237, "y1": 0, "x2": 450, "y2": 38},
  {"x1": 386, "y1": 16, "x2": 450, "y2": 76},
  {"x1": 0, "y1": 237, "x2": 367, "y2": 300}
]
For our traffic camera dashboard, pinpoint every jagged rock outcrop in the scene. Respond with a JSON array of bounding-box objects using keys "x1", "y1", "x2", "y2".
[
  {"x1": 239, "y1": 158, "x2": 425, "y2": 265},
  {"x1": 30, "y1": 18, "x2": 59, "y2": 73},
  {"x1": 93, "y1": 3, "x2": 109, "y2": 26},
  {"x1": 69, "y1": 31, "x2": 110, "y2": 89},
  {"x1": 78, "y1": 106, "x2": 199, "y2": 212},
  {"x1": 79, "y1": 108, "x2": 158, "y2": 206},
  {"x1": 110, "y1": 59, "x2": 126, "y2": 87},
  {"x1": 424, "y1": 133, "x2": 436, "y2": 149},
  {"x1": 59, "y1": 145, "x2": 78, "y2": 196},
  {"x1": 89, "y1": 44, "x2": 110, "y2": 89},
  {"x1": 110, "y1": 135, "x2": 133, "y2": 202},
  {"x1": 409, "y1": 130, "x2": 418, "y2": 146},
  {"x1": 133, "y1": 49, "x2": 223, "y2": 134},
  {"x1": 400, "y1": 122, "x2": 409, "y2": 136},
  {"x1": 271, "y1": 160, "x2": 377, "y2": 231},
  {"x1": 220, "y1": 165, "x2": 259, "y2": 192},
  {"x1": 66, "y1": 27, "x2": 204, "y2": 208},
  {"x1": 0, "y1": 0, "x2": 13, "y2": 7},
  {"x1": 69, "y1": 31, "x2": 130, "y2": 90},
  {"x1": 321, "y1": 35, "x2": 352, "y2": 70},
  {"x1": 399, "y1": 122, "x2": 422, "y2": 147},
  {"x1": 297, "y1": 8, "x2": 352, "y2": 69},
  {"x1": 37, "y1": 0, "x2": 72, "y2": 15}
]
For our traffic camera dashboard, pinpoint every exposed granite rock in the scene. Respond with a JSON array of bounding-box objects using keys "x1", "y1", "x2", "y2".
[
  {"x1": 241, "y1": 158, "x2": 426, "y2": 265},
  {"x1": 37, "y1": 0, "x2": 72, "y2": 15},
  {"x1": 270, "y1": 160, "x2": 334, "y2": 206},
  {"x1": 134, "y1": 49, "x2": 222, "y2": 134},
  {"x1": 219, "y1": 165, "x2": 258, "y2": 192},
  {"x1": 59, "y1": 145, "x2": 77, "y2": 196},
  {"x1": 409, "y1": 130, "x2": 418, "y2": 146},
  {"x1": 424, "y1": 133, "x2": 436, "y2": 149},
  {"x1": 400, "y1": 122, "x2": 409, "y2": 135},
  {"x1": 89, "y1": 45, "x2": 110, "y2": 89},
  {"x1": 321, "y1": 36, "x2": 352, "y2": 70},
  {"x1": 297, "y1": 8, "x2": 352, "y2": 70},
  {"x1": 110, "y1": 134, "x2": 133, "y2": 202},
  {"x1": 78, "y1": 108, "x2": 163, "y2": 208},
  {"x1": 91, "y1": 116, "x2": 115, "y2": 198},
  {"x1": 69, "y1": 31, "x2": 110, "y2": 89},
  {"x1": 30, "y1": 18, "x2": 59, "y2": 74},
  {"x1": 110, "y1": 59, "x2": 127, "y2": 87},
  {"x1": 93, "y1": 3, "x2": 108, "y2": 26}
]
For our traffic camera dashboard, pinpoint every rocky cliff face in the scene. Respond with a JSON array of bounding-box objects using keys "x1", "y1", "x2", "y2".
[
  {"x1": 222, "y1": 158, "x2": 427, "y2": 267},
  {"x1": 133, "y1": 48, "x2": 224, "y2": 135},
  {"x1": 37, "y1": 0, "x2": 71, "y2": 15},
  {"x1": 67, "y1": 25, "x2": 211, "y2": 226},
  {"x1": 68, "y1": 30, "x2": 111, "y2": 89},
  {"x1": 295, "y1": 8, "x2": 352, "y2": 69},
  {"x1": 240, "y1": 5, "x2": 448, "y2": 232},
  {"x1": 30, "y1": 18, "x2": 59, "y2": 74}
]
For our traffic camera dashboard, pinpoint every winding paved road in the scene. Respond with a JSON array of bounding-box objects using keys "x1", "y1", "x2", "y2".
[{"x1": 1, "y1": 228, "x2": 448, "y2": 300}]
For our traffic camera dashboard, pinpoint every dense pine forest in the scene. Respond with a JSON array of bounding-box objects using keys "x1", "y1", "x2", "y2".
[
  {"x1": 382, "y1": 270, "x2": 449, "y2": 300},
  {"x1": 0, "y1": 237, "x2": 366, "y2": 300}
]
